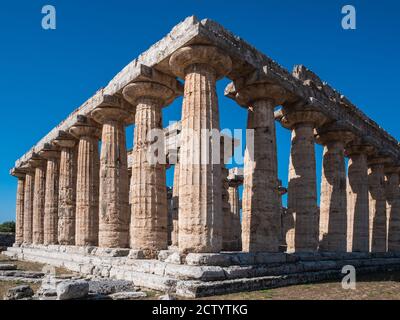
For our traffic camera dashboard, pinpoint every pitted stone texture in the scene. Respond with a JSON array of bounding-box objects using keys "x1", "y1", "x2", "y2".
[
  {"x1": 317, "y1": 131, "x2": 352, "y2": 252},
  {"x1": 241, "y1": 97, "x2": 280, "y2": 253},
  {"x1": 169, "y1": 45, "x2": 231, "y2": 253},
  {"x1": 56, "y1": 280, "x2": 89, "y2": 300},
  {"x1": 70, "y1": 123, "x2": 101, "y2": 246},
  {"x1": 32, "y1": 161, "x2": 46, "y2": 245},
  {"x1": 123, "y1": 82, "x2": 170, "y2": 254},
  {"x1": 282, "y1": 110, "x2": 324, "y2": 253},
  {"x1": 43, "y1": 156, "x2": 60, "y2": 245},
  {"x1": 23, "y1": 171, "x2": 35, "y2": 244},
  {"x1": 368, "y1": 161, "x2": 388, "y2": 252},
  {"x1": 55, "y1": 139, "x2": 77, "y2": 245},
  {"x1": 346, "y1": 146, "x2": 371, "y2": 252},
  {"x1": 92, "y1": 105, "x2": 132, "y2": 248},
  {"x1": 386, "y1": 168, "x2": 400, "y2": 252}
]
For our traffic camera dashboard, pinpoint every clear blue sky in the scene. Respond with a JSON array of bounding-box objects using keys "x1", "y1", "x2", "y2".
[{"x1": 1, "y1": 0, "x2": 399, "y2": 222}]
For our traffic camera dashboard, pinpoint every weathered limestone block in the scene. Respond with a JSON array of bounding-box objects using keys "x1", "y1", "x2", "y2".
[
  {"x1": 345, "y1": 143, "x2": 374, "y2": 252},
  {"x1": 70, "y1": 116, "x2": 101, "y2": 246},
  {"x1": 169, "y1": 45, "x2": 231, "y2": 253},
  {"x1": 11, "y1": 169, "x2": 26, "y2": 245},
  {"x1": 368, "y1": 156, "x2": 391, "y2": 252},
  {"x1": 229, "y1": 83, "x2": 287, "y2": 252},
  {"x1": 30, "y1": 156, "x2": 46, "y2": 245},
  {"x1": 53, "y1": 132, "x2": 78, "y2": 245},
  {"x1": 385, "y1": 165, "x2": 400, "y2": 252},
  {"x1": 123, "y1": 82, "x2": 174, "y2": 256},
  {"x1": 91, "y1": 97, "x2": 134, "y2": 248},
  {"x1": 280, "y1": 108, "x2": 327, "y2": 252},
  {"x1": 56, "y1": 280, "x2": 89, "y2": 300},
  {"x1": 40, "y1": 146, "x2": 61, "y2": 245},
  {"x1": 316, "y1": 126, "x2": 353, "y2": 252},
  {"x1": 23, "y1": 169, "x2": 35, "y2": 244}
]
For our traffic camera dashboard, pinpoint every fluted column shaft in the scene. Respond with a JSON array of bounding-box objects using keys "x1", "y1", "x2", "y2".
[
  {"x1": 227, "y1": 181, "x2": 242, "y2": 251},
  {"x1": 23, "y1": 171, "x2": 34, "y2": 244},
  {"x1": 171, "y1": 163, "x2": 180, "y2": 247},
  {"x1": 123, "y1": 82, "x2": 175, "y2": 256},
  {"x1": 317, "y1": 130, "x2": 352, "y2": 252},
  {"x1": 14, "y1": 175, "x2": 25, "y2": 245},
  {"x1": 55, "y1": 140, "x2": 77, "y2": 245},
  {"x1": 368, "y1": 159, "x2": 389, "y2": 252},
  {"x1": 221, "y1": 164, "x2": 233, "y2": 251},
  {"x1": 280, "y1": 110, "x2": 326, "y2": 253},
  {"x1": 32, "y1": 160, "x2": 46, "y2": 245},
  {"x1": 70, "y1": 122, "x2": 101, "y2": 246},
  {"x1": 386, "y1": 167, "x2": 400, "y2": 252},
  {"x1": 42, "y1": 152, "x2": 60, "y2": 245},
  {"x1": 92, "y1": 105, "x2": 133, "y2": 248},
  {"x1": 346, "y1": 146, "x2": 371, "y2": 252},
  {"x1": 169, "y1": 45, "x2": 231, "y2": 253},
  {"x1": 242, "y1": 99, "x2": 280, "y2": 252}
]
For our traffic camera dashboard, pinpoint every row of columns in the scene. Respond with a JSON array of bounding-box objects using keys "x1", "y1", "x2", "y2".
[{"x1": 12, "y1": 44, "x2": 400, "y2": 256}]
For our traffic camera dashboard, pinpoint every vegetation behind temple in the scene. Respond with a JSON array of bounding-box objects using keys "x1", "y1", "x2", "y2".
[{"x1": 0, "y1": 221, "x2": 15, "y2": 233}]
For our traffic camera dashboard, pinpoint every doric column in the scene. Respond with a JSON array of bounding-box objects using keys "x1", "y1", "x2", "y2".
[
  {"x1": 385, "y1": 165, "x2": 400, "y2": 252},
  {"x1": 316, "y1": 124, "x2": 353, "y2": 252},
  {"x1": 280, "y1": 108, "x2": 327, "y2": 252},
  {"x1": 226, "y1": 168, "x2": 243, "y2": 251},
  {"x1": 23, "y1": 167, "x2": 35, "y2": 244},
  {"x1": 229, "y1": 83, "x2": 287, "y2": 253},
  {"x1": 169, "y1": 45, "x2": 232, "y2": 253},
  {"x1": 123, "y1": 82, "x2": 174, "y2": 256},
  {"x1": 70, "y1": 116, "x2": 101, "y2": 246},
  {"x1": 368, "y1": 155, "x2": 391, "y2": 252},
  {"x1": 11, "y1": 169, "x2": 26, "y2": 246},
  {"x1": 39, "y1": 144, "x2": 60, "y2": 245},
  {"x1": 345, "y1": 142, "x2": 374, "y2": 252},
  {"x1": 91, "y1": 97, "x2": 134, "y2": 248},
  {"x1": 171, "y1": 163, "x2": 180, "y2": 247},
  {"x1": 29, "y1": 155, "x2": 46, "y2": 245},
  {"x1": 53, "y1": 131, "x2": 78, "y2": 245}
]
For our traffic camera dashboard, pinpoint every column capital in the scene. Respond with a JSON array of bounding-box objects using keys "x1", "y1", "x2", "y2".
[
  {"x1": 122, "y1": 81, "x2": 177, "y2": 107},
  {"x1": 69, "y1": 116, "x2": 102, "y2": 139},
  {"x1": 368, "y1": 154, "x2": 393, "y2": 167},
  {"x1": 345, "y1": 144, "x2": 375, "y2": 157},
  {"x1": 227, "y1": 82, "x2": 288, "y2": 107},
  {"x1": 28, "y1": 153, "x2": 46, "y2": 168},
  {"x1": 91, "y1": 94, "x2": 135, "y2": 125},
  {"x1": 280, "y1": 107, "x2": 328, "y2": 129},
  {"x1": 38, "y1": 143, "x2": 60, "y2": 160},
  {"x1": 169, "y1": 45, "x2": 232, "y2": 80},
  {"x1": 315, "y1": 122, "x2": 354, "y2": 145},
  {"x1": 53, "y1": 130, "x2": 77, "y2": 149},
  {"x1": 10, "y1": 168, "x2": 26, "y2": 179}
]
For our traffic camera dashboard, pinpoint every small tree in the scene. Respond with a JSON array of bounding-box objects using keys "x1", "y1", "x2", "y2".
[{"x1": 0, "y1": 221, "x2": 15, "y2": 233}]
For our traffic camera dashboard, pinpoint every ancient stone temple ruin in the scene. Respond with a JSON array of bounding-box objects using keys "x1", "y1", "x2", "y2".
[{"x1": 5, "y1": 16, "x2": 400, "y2": 297}]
